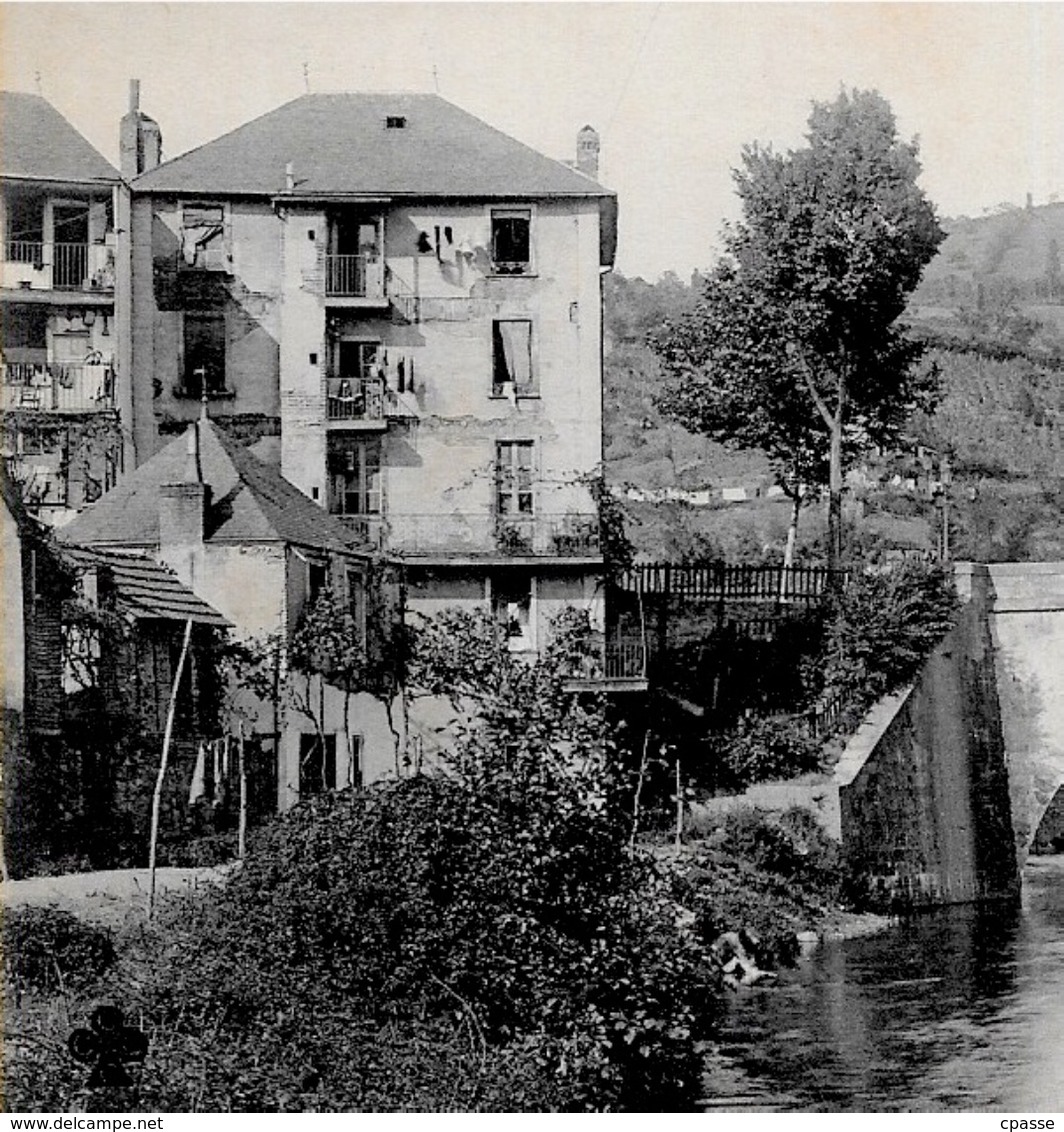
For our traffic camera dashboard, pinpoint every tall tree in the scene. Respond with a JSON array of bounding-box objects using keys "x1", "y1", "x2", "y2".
[{"x1": 654, "y1": 89, "x2": 945, "y2": 570}]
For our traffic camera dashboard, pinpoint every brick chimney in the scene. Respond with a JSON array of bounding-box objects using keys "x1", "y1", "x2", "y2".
[
  {"x1": 120, "y1": 79, "x2": 162, "y2": 178},
  {"x1": 576, "y1": 125, "x2": 600, "y2": 181},
  {"x1": 158, "y1": 417, "x2": 207, "y2": 588}
]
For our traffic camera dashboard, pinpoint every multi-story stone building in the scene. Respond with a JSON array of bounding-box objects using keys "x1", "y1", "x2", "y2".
[
  {"x1": 0, "y1": 92, "x2": 126, "y2": 525},
  {"x1": 125, "y1": 89, "x2": 618, "y2": 658}
]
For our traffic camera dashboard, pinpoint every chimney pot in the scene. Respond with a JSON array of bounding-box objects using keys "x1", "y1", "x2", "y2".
[
  {"x1": 576, "y1": 125, "x2": 600, "y2": 181},
  {"x1": 129, "y1": 78, "x2": 140, "y2": 114}
]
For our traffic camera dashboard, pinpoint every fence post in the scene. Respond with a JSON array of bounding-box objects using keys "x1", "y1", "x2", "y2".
[{"x1": 674, "y1": 755, "x2": 683, "y2": 853}]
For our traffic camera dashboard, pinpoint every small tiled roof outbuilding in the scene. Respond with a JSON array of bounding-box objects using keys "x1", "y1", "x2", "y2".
[
  {"x1": 0, "y1": 91, "x2": 119, "y2": 184},
  {"x1": 60, "y1": 545, "x2": 231, "y2": 627},
  {"x1": 58, "y1": 420, "x2": 367, "y2": 557}
]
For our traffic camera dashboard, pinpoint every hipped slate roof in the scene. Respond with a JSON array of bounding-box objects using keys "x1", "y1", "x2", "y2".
[
  {"x1": 58, "y1": 419, "x2": 366, "y2": 556},
  {"x1": 133, "y1": 93, "x2": 611, "y2": 200},
  {"x1": 60, "y1": 545, "x2": 231, "y2": 627},
  {"x1": 0, "y1": 91, "x2": 119, "y2": 184}
]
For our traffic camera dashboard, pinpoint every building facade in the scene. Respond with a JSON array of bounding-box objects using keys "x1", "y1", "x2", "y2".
[
  {"x1": 8, "y1": 85, "x2": 622, "y2": 810},
  {"x1": 125, "y1": 91, "x2": 617, "y2": 661},
  {"x1": 0, "y1": 92, "x2": 126, "y2": 525}
]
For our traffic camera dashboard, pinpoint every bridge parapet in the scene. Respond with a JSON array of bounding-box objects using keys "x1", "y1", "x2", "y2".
[{"x1": 957, "y1": 561, "x2": 1064, "y2": 612}]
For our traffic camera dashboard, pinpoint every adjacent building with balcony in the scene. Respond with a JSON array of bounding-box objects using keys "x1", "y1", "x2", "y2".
[
  {"x1": 0, "y1": 92, "x2": 125, "y2": 524},
  {"x1": 126, "y1": 92, "x2": 619, "y2": 670}
]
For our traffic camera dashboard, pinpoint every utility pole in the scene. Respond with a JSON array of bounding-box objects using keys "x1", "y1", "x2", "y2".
[{"x1": 939, "y1": 454, "x2": 952, "y2": 563}]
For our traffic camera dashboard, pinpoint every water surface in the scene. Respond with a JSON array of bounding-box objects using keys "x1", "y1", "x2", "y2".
[{"x1": 703, "y1": 856, "x2": 1064, "y2": 1112}]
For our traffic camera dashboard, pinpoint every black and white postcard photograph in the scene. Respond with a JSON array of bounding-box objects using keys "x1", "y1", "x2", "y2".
[{"x1": 1, "y1": 1, "x2": 1063, "y2": 1117}]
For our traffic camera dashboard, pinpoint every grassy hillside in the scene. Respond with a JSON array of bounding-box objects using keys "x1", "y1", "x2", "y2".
[
  {"x1": 911, "y1": 201, "x2": 1064, "y2": 310},
  {"x1": 604, "y1": 202, "x2": 1064, "y2": 564}
]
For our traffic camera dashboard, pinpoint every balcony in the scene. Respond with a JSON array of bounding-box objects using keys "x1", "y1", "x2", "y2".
[
  {"x1": 387, "y1": 512, "x2": 602, "y2": 560},
  {"x1": 1, "y1": 362, "x2": 115, "y2": 413},
  {"x1": 325, "y1": 377, "x2": 417, "y2": 427},
  {"x1": 563, "y1": 637, "x2": 649, "y2": 694},
  {"x1": 1, "y1": 242, "x2": 115, "y2": 294},
  {"x1": 324, "y1": 254, "x2": 386, "y2": 304}
]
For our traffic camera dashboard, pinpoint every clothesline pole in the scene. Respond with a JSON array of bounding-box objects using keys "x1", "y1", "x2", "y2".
[
  {"x1": 148, "y1": 617, "x2": 193, "y2": 920},
  {"x1": 238, "y1": 722, "x2": 248, "y2": 861}
]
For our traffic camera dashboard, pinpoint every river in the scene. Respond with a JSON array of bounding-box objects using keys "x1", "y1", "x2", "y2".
[{"x1": 703, "y1": 856, "x2": 1064, "y2": 1112}]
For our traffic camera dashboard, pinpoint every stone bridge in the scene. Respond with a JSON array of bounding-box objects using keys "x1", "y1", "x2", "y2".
[{"x1": 833, "y1": 562, "x2": 1064, "y2": 905}]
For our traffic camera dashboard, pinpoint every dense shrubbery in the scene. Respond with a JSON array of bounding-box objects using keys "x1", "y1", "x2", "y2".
[
  {"x1": 711, "y1": 715, "x2": 826, "y2": 791},
  {"x1": 100, "y1": 782, "x2": 714, "y2": 1109},
  {"x1": 668, "y1": 807, "x2": 847, "y2": 968},
  {"x1": 5, "y1": 608, "x2": 718, "y2": 1113},
  {"x1": 715, "y1": 807, "x2": 843, "y2": 898},
  {"x1": 3, "y1": 906, "x2": 115, "y2": 995},
  {"x1": 675, "y1": 560, "x2": 961, "y2": 794},
  {"x1": 818, "y1": 559, "x2": 960, "y2": 708}
]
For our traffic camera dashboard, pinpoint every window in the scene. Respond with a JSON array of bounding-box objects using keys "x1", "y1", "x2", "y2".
[
  {"x1": 18, "y1": 425, "x2": 64, "y2": 457},
  {"x1": 0, "y1": 305, "x2": 47, "y2": 364},
  {"x1": 492, "y1": 573, "x2": 535, "y2": 652},
  {"x1": 491, "y1": 209, "x2": 531, "y2": 274},
  {"x1": 385, "y1": 115, "x2": 407, "y2": 130},
  {"x1": 299, "y1": 733, "x2": 337, "y2": 796},
  {"x1": 347, "y1": 569, "x2": 367, "y2": 644},
  {"x1": 347, "y1": 734, "x2": 364, "y2": 789},
  {"x1": 327, "y1": 213, "x2": 383, "y2": 296},
  {"x1": 337, "y1": 341, "x2": 382, "y2": 381},
  {"x1": 496, "y1": 441, "x2": 534, "y2": 515},
  {"x1": 5, "y1": 194, "x2": 44, "y2": 261},
  {"x1": 328, "y1": 437, "x2": 382, "y2": 518},
  {"x1": 181, "y1": 203, "x2": 227, "y2": 270},
  {"x1": 307, "y1": 560, "x2": 328, "y2": 605},
  {"x1": 492, "y1": 320, "x2": 535, "y2": 396},
  {"x1": 182, "y1": 312, "x2": 227, "y2": 397}
]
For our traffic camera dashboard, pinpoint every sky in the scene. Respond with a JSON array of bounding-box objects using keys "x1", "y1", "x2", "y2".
[{"x1": 2, "y1": 2, "x2": 1063, "y2": 281}]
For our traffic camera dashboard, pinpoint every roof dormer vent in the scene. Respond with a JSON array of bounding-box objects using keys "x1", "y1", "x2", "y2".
[{"x1": 385, "y1": 115, "x2": 407, "y2": 130}]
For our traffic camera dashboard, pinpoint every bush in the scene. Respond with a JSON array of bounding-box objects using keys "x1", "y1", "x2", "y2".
[
  {"x1": 77, "y1": 604, "x2": 721, "y2": 1112},
  {"x1": 3, "y1": 607, "x2": 724, "y2": 1112},
  {"x1": 819, "y1": 559, "x2": 960, "y2": 706},
  {"x1": 713, "y1": 715, "x2": 826, "y2": 790},
  {"x1": 716, "y1": 806, "x2": 843, "y2": 898},
  {"x1": 156, "y1": 828, "x2": 238, "y2": 868},
  {"x1": 3, "y1": 906, "x2": 115, "y2": 994},
  {"x1": 97, "y1": 774, "x2": 715, "y2": 1112}
]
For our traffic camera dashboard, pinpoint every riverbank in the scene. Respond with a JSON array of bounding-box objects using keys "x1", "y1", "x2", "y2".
[
  {"x1": 700, "y1": 857, "x2": 1064, "y2": 1112},
  {"x1": 657, "y1": 805, "x2": 893, "y2": 977}
]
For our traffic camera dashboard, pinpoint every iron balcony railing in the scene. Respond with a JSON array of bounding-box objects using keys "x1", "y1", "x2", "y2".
[
  {"x1": 564, "y1": 636, "x2": 648, "y2": 688},
  {"x1": 2, "y1": 241, "x2": 114, "y2": 291},
  {"x1": 381, "y1": 512, "x2": 602, "y2": 557},
  {"x1": 326, "y1": 376, "x2": 418, "y2": 424},
  {"x1": 1, "y1": 363, "x2": 115, "y2": 412},
  {"x1": 325, "y1": 254, "x2": 385, "y2": 298},
  {"x1": 604, "y1": 639, "x2": 648, "y2": 681},
  {"x1": 327, "y1": 376, "x2": 384, "y2": 421}
]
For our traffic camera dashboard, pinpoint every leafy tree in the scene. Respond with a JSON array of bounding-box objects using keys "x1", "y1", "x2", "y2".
[
  {"x1": 654, "y1": 89, "x2": 945, "y2": 570},
  {"x1": 231, "y1": 561, "x2": 410, "y2": 783},
  {"x1": 1045, "y1": 237, "x2": 1061, "y2": 301}
]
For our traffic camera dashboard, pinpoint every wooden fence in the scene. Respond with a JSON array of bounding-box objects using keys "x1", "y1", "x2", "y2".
[{"x1": 616, "y1": 562, "x2": 849, "y2": 604}]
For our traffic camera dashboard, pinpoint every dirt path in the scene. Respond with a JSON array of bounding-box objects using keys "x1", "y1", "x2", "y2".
[{"x1": 0, "y1": 865, "x2": 236, "y2": 928}]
